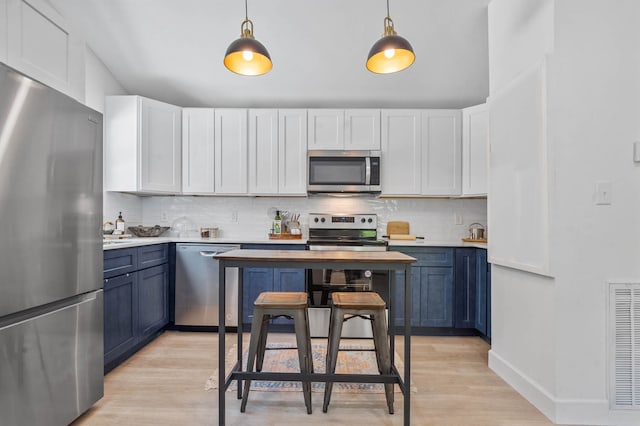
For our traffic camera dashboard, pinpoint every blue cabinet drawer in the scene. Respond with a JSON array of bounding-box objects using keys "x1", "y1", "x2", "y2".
[
  {"x1": 104, "y1": 248, "x2": 138, "y2": 279},
  {"x1": 391, "y1": 247, "x2": 454, "y2": 267},
  {"x1": 138, "y1": 244, "x2": 169, "y2": 269}
]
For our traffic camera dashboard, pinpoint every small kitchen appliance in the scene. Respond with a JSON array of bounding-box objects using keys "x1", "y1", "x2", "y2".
[
  {"x1": 468, "y1": 223, "x2": 486, "y2": 240},
  {"x1": 307, "y1": 150, "x2": 381, "y2": 194}
]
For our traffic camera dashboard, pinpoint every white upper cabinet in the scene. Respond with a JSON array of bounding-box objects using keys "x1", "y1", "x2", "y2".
[
  {"x1": 381, "y1": 110, "x2": 422, "y2": 195},
  {"x1": 182, "y1": 108, "x2": 215, "y2": 194},
  {"x1": 248, "y1": 109, "x2": 307, "y2": 196},
  {"x1": 5, "y1": 0, "x2": 85, "y2": 101},
  {"x1": 308, "y1": 109, "x2": 380, "y2": 150},
  {"x1": 215, "y1": 109, "x2": 247, "y2": 194},
  {"x1": 248, "y1": 109, "x2": 279, "y2": 194},
  {"x1": 105, "y1": 96, "x2": 182, "y2": 194},
  {"x1": 344, "y1": 109, "x2": 381, "y2": 150},
  {"x1": 420, "y1": 110, "x2": 462, "y2": 196},
  {"x1": 462, "y1": 103, "x2": 488, "y2": 196},
  {"x1": 278, "y1": 109, "x2": 307, "y2": 195},
  {"x1": 308, "y1": 109, "x2": 343, "y2": 150}
]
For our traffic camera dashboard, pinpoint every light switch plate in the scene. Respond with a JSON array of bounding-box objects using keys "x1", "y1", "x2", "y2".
[
  {"x1": 595, "y1": 181, "x2": 612, "y2": 205},
  {"x1": 634, "y1": 141, "x2": 640, "y2": 163}
]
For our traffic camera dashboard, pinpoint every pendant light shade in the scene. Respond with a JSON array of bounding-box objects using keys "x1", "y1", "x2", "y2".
[
  {"x1": 366, "y1": 3, "x2": 415, "y2": 74},
  {"x1": 224, "y1": 1, "x2": 272, "y2": 76}
]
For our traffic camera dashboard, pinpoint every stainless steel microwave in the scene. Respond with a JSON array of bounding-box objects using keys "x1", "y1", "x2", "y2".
[{"x1": 307, "y1": 150, "x2": 381, "y2": 193}]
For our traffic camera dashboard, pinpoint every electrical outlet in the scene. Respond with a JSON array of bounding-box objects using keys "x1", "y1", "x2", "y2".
[
  {"x1": 231, "y1": 210, "x2": 238, "y2": 223},
  {"x1": 595, "y1": 181, "x2": 612, "y2": 205},
  {"x1": 160, "y1": 211, "x2": 168, "y2": 222},
  {"x1": 453, "y1": 213, "x2": 463, "y2": 225}
]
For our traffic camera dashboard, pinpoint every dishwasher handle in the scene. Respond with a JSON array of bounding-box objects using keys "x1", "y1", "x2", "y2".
[{"x1": 199, "y1": 251, "x2": 219, "y2": 257}]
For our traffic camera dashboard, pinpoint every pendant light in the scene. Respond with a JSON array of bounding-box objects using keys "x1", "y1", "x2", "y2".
[
  {"x1": 366, "y1": 0, "x2": 415, "y2": 74},
  {"x1": 224, "y1": 0, "x2": 272, "y2": 76}
]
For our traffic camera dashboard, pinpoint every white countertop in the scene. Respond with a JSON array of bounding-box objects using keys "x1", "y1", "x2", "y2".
[
  {"x1": 103, "y1": 236, "x2": 486, "y2": 250},
  {"x1": 386, "y1": 239, "x2": 487, "y2": 249}
]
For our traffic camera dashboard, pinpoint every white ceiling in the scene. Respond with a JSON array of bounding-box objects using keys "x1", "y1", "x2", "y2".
[{"x1": 48, "y1": 0, "x2": 491, "y2": 109}]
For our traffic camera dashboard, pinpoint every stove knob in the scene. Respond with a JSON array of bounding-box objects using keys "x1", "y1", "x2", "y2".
[
  {"x1": 364, "y1": 270, "x2": 372, "y2": 278},
  {"x1": 314, "y1": 217, "x2": 319, "y2": 223},
  {"x1": 367, "y1": 218, "x2": 373, "y2": 223},
  {"x1": 361, "y1": 218, "x2": 366, "y2": 223},
  {"x1": 320, "y1": 217, "x2": 325, "y2": 223}
]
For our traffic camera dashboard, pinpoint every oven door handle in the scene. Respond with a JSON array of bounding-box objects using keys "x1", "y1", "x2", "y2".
[{"x1": 308, "y1": 245, "x2": 387, "y2": 252}]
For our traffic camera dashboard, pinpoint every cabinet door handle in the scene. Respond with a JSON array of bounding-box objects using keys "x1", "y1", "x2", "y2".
[{"x1": 200, "y1": 251, "x2": 218, "y2": 257}]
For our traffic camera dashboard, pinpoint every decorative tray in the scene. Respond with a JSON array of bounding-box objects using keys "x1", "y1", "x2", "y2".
[
  {"x1": 268, "y1": 233, "x2": 303, "y2": 240},
  {"x1": 462, "y1": 238, "x2": 488, "y2": 243}
]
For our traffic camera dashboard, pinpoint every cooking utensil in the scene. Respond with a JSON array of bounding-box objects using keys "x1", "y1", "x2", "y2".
[{"x1": 388, "y1": 234, "x2": 423, "y2": 240}]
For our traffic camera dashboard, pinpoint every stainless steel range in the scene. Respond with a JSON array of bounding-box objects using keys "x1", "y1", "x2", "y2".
[{"x1": 306, "y1": 213, "x2": 389, "y2": 337}]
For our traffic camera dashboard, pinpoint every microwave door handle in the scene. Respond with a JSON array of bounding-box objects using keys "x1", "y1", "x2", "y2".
[{"x1": 365, "y1": 157, "x2": 371, "y2": 185}]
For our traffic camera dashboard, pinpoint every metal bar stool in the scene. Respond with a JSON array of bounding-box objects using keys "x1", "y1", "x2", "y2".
[
  {"x1": 323, "y1": 291, "x2": 394, "y2": 414},
  {"x1": 241, "y1": 292, "x2": 313, "y2": 414}
]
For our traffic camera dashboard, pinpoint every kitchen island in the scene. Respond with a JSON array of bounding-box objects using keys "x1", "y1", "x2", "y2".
[{"x1": 215, "y1": 249, "x2": 417, "y2": 426}]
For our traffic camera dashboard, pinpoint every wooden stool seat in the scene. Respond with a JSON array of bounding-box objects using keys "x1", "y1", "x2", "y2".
[
  {"x1": 323, "y1": 291, "x2": 394, "y2": 415},
  {"x1": 241, "y1": 291, "x2": 313, "y2": 415},
  {"x1": 331, "y1": 291, "x2": 386, "y2": 309},
  {"x1": 254, "y1": 291, "x2": 308, "y2": 307}
]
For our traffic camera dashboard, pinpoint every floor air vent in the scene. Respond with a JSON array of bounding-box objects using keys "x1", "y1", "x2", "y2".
[{"x1": 610, "y1": 283, "x2": 640, "y2": 409}]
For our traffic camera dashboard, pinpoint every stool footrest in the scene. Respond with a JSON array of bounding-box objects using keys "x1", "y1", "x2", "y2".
[{"x1": 343, "y1": 314, "x2": 373, "y2": 322}]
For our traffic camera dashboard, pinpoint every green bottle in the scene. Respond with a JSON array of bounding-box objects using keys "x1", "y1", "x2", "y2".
[{"x1": 274, "y1": 210, "x2": 282, "y2": 235}]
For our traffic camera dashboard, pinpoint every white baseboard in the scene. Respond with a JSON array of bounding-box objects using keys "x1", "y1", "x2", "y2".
[
  {"x1": 488, "y1": 349, "x2": 557, "y2": 421},
  {"x1": 489, "y1": 349, "x2": 640, "y2": 425}
]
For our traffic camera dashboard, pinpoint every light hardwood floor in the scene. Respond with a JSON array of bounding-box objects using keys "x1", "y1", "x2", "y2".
[{"x1": 73, "y1": 331, "x2": 552, "y2": 426}]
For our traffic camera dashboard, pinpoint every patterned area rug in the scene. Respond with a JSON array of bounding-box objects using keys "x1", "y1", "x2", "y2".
[{"x1": 205, "y1": 340, "x2": 414, "y2": 394}]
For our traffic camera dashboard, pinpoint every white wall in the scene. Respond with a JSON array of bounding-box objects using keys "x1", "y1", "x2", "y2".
[
  {"x1": 488, "y1": 1, "x2": 640, "y2": 424},
  {"x1": 82, "y1": 47, "x2": 143, "y2": 225},
  {"x1": 139, "y1": 196, "x2": 487, "y2": 241},
  {"x1": 550, "y1": 1, "x2": 640, "y2": 423},
  {"x1": 84, "y1": 47, "x2": 127, "y2": 113}
]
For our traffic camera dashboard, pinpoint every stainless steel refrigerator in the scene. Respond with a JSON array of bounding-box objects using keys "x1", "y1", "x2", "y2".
[{"x1": 0, "y1": 62, "x2": 104, "y2": 425}]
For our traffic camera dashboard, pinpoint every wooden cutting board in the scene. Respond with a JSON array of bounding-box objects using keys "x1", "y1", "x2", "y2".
[
  {"x1": 389, "y1": 234, "x2": 417, "y2": 240},
  {"x1": 387, "y1": 221, "x2": 410, "y2": 235}
]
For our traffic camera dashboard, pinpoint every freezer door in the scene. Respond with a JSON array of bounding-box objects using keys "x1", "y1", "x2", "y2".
[
  {"x1": 0, "y1": 291, "x2": 104, "y2": 425},
  {"x1": 0, "y1": 64, "x2": 103, "y2": 317}
]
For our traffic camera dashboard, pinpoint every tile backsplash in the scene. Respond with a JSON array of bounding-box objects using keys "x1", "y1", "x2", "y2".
[{"x1": 125, "y1": 196, "x2": 488, "y2": 241}]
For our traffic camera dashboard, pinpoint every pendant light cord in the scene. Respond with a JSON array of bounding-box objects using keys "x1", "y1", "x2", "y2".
[
  {"x1": 386, "y1": 0, "x2": 390, "y2": 18},
  {"x1": 245, "y1": 0, "x2": 248, "y2": 20}
]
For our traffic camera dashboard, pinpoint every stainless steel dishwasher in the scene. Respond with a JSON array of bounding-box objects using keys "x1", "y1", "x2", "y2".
[{"x1": 175, "y1": 243, "x2": 241, "y2": 327}]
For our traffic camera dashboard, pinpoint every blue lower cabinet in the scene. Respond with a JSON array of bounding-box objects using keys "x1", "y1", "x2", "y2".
[
  {"x1": 487, "y1": 257, "x2": 492, "y2": 339},
  {"x1": 242, "y1": 268, "x2": 275, "y2": 324},
  {"x1": 418, "y1": 267, "x2": 454, "y2": 327},
  {"x1": 138, "y1": 264, "x2": 169, "y2": 338},
  {"x1": 454, "y1": 248, "x2": 477, "y2": 329},
  {"x1": 104, "y1": 273, "x2": 138, "y2": 366},
  {"x1": 241, "y1": 244, "x2": 306, "y2": 326},
  {"x1": 393, "y1": 267, "x2": 420, "y2": 327},
  {"x1": 475, "y1": 249, "x2": 488, "y2": 335},
  {"x1": 392, "y1": 247, "x2": 455, "y2": 328},
  {"x1": 103, "y1": 244, "x2": 169, "y2": 372}
]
